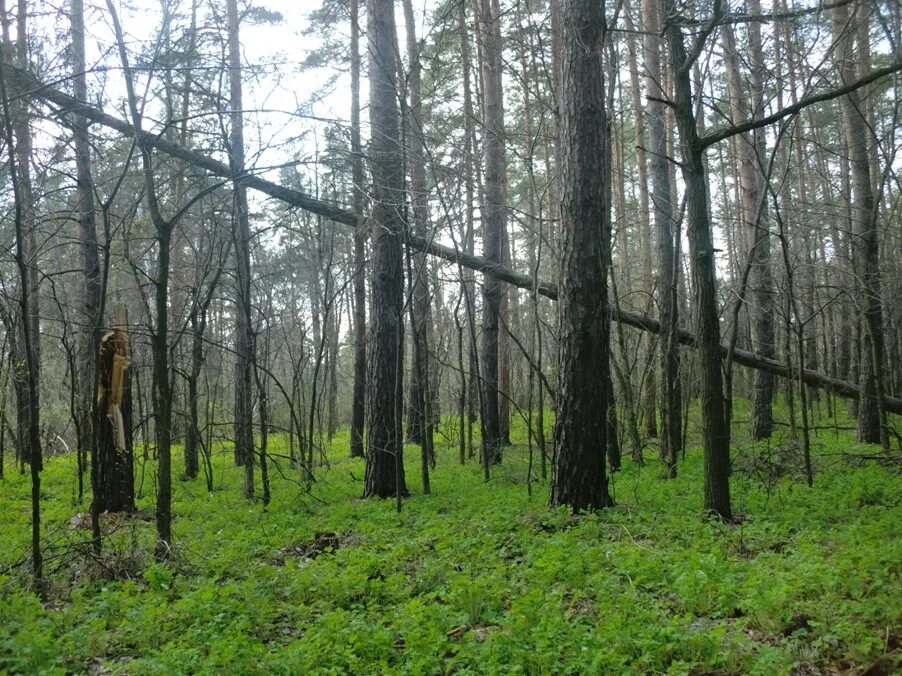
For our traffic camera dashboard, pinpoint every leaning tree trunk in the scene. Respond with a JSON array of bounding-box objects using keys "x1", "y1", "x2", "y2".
[
  {"x1": 550, "y1": 0, "x2": 613, "y2": 512},
  {"x1": 7, "y1": 48, "x2": 899, "y2": 421},
  {"x1": 364, "y1": 0, "x2": 408, "y2": 499}
]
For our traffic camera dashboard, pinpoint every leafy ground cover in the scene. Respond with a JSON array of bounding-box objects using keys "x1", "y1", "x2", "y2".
[{"x1": 0, "y1": 412, "x2": 900, "y2": 674}]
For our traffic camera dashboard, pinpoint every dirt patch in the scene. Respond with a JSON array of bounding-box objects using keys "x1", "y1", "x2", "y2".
[
  {"x1": 445, "y1": 624, "x2": 498, "y2": 643},
  {"x1": 274, "y1": 531, "x2": 346, "y2": 565},
  {"x1": 69, "y1": 509, "x2": 155, "y2": 533}
]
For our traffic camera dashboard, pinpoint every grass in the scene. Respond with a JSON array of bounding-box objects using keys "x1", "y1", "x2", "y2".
[{"x1": 0, "y1": 409, "x2": 900, "y2": 674}]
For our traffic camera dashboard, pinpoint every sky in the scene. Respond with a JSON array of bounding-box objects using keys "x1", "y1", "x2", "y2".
[{"x1": 57, "y1": 0, "x2": 367, "y2": 190}]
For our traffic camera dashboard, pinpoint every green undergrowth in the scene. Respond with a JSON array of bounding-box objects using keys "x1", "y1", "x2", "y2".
[{"x1": 0, "y1": 413, "x2": 899, "y2": 674}]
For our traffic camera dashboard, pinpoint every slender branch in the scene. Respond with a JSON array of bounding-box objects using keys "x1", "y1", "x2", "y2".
[
  {"x1": 679, "y1": 0, "x2": 723, "y2": 75},
  {"x1": 700, "y1": 61, "x2": 902, "y2": 149}
]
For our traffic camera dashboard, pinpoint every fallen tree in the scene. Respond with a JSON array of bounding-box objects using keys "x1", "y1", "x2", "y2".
[{"x1": 5, "y1": 62, "x2": 901, "y2": 415}]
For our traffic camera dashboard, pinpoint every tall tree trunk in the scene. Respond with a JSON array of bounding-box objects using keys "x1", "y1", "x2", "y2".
[
  {"x1": 2, "y1": 0, "x2": 39, "y2": 474},
  {"x1": 349, "y1": 0, "x2": 366, "y2": 459},
  {"x1": 364, "y1": 0, "x2": 408, "y2": 499},
  {"x1": 71, "y1": 0, "x2": 102, "y2": 497},
  {"x1": 643, "y1": 0, "x2": 681, "y2": 476},
  {"x1": 106, "y1": 0, "x2": 176, "y2": 557},
  {"x1": 550, "y1": 0, "x2": 613, "y2": 512},
  {"x1": 169, "y1": 0, "x2": 199, "y2": 447},
  {"x1": 153, "y1": 227, "x2": 173, "y2": 557},
  {"x1": 0, "y1": 0, "x2": 41, "y2": 588},
  {"x1": 722, "y1": 2, "x2": 775, "y2": 440},
  {"x1": 833, "y1": 2, "x2": 889, "y2": 448},
  {"x1": 666, "y1": 3, "x2": 732, "y2": 520},
  {"x1": 402, "y1": 0, "x2": 434, "y2": 457},
  {"x1": 227, "y1": 0, "x2": 255, "y2": 498},
  {"x1": 624, "y1": 0, "x2": 657, "y2": 440},
  {"x1": 476, "y1": 0, "x2": 505, "y2": 465},
  {"x1": 458, "y1": 1, "x2": 479, "y2": 446}
]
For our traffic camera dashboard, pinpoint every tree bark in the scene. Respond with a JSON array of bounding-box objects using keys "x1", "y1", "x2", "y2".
[
  {"x1": 476, "y1": 0, "x2": 505, "y2": 465},
  {"x1": 458, "y1": 1, "x2": 480, "y2": 443},
  {"x1": 227, "y1": 0, "x2": 255, "y2": 499},
  {"x1": 666, "y1": 3, "x2": 732, "y2": 520},
  {"x1": 833, "y1": 2, "x2": 889, "y2": 448},
  {"x1": 71, "y1": 0, "x2": 102, "y2": 496},
  {"x1": 349, "y1": 0, "x2": 366, "y2": 459},
  {"x1": 643, "y1": 0, "x2": 681, "y2": 475},
  {"x1": 550, "y1": 0, "x2": 613, "y2": 512},
  {"x1": 402, "y1": 0, "x2": 435, "y2": 456},
  {"x1": 721, "y1": 7, "x2": 775, "y2": 440},
  {"x1": 364, "y1": 0, "x2": 408, "y2": 499},
  {"x1": 0, "y1": 1, "x2": 42, "y2": 588}
]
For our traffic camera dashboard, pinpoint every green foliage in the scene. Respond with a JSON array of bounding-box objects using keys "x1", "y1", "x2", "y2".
[{"x1": 0, "y1": 417, "x2": 899, "y2": 674}]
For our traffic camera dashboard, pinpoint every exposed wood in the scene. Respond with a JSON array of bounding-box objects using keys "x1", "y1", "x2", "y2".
[{"x1": 94, "y1": 304, "x2": 135, "y2": 513}]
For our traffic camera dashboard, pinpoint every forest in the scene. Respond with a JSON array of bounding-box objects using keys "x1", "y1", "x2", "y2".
[{"x1": 0, "y1": 0, "x2": 900, "y2": 672}]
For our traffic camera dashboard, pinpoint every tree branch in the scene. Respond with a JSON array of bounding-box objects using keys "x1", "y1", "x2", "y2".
[{"x1": 700, "y1": 61, "x2": 902, "y2": 149}]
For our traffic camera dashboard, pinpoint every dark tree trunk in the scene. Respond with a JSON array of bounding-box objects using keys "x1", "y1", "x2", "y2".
[
  {"x1": 364, "y1": 0, "x2": 408, "y2": 499},
  {"x1": 477, "y1": 0, "x2": 505, "y2": 465},
  {"x1": 643, "y1": 0, "x2": 681, "y2": 476},
  {"x1": 153, "y1": 229, "x2": 173, "y2": 557},
  {"x1": 15, "y1": 0, "x2": 38, "y2": 473},
  {"x1": 71, "y1": 0, "x2": 102, "y2": 490},
  {"x1": 666, "y1": 4, "x2": 732, "y2": 520},
  {"x1": 402, "y1": 0, "x2": 435, "y2": 455},
  {"x1": 349, "y1": 0, "x2": 366, "y2": 459},
  {"x1": 0, "y1": 1, "x2": 42, "y2": 587},
  {"x1": 184, "y1": 312, "x2": 204, "y2": 479},
  {"x1": 106, "y1": 0, "x2": 174, "y2": 556},
  {"x1": 550, "y1": 0, "x2": 613, "y2": 512},
  {"x1": 722, "y1": 9, "x2": 774, "y2": 441},
  {"x1": 458, "y1": 1, "x2": 479, "y2": 450},
  {"x1": 227, "y1": 0, "x2": 255, "y2": 499},
  {"x1": 2, "y1": 0, "x2": 38, "y2": 475},
  {"x1": 834, "y1": 2, "x2": 888, "y2": 448}
]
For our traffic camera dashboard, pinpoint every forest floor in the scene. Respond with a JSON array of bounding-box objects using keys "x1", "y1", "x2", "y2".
[{"x1": 0, "y1": 407, "x2": 900, "y2": 674}]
